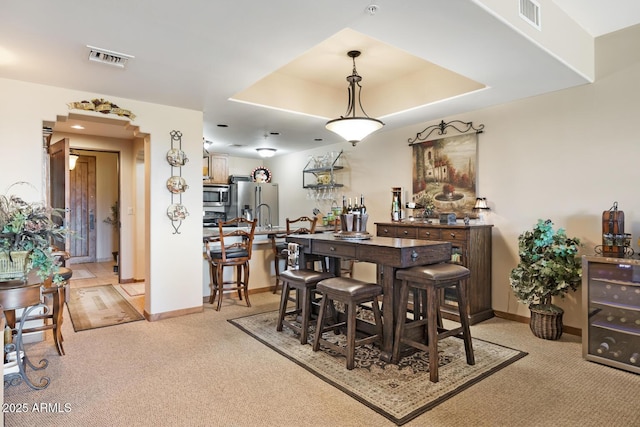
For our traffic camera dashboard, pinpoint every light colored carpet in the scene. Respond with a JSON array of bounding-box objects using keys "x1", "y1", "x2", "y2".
[
  {"x1": 66, "y1": 284, "x2": 144, "y2": 331},
  {"x1": 230, "y1": 310, "x2": 526, "y2": 425},
  {"x1": 120, "y1": 282, "x2": 145, "y2": 297},
  {"x1": 69, "y1": 269, "x2": 96, "y2": 280}
]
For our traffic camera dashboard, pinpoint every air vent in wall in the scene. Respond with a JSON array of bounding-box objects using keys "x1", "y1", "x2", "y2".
[
  {"x1": 87, "y1": 45, "x2": 134, "y2": 68},
  {"x1": 519, "y1": 0, "x2": 541, "y2": 30}
]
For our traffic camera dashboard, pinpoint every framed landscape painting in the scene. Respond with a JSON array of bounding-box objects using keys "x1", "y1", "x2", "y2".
[{"x1": 411, "y1": 133, "x2": 478, "y2": 218}]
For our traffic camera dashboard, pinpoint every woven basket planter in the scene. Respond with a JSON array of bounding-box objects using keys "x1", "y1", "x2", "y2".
[
  {"x1": 529, "y1": 304, "x2": 564, "y2": 340},
  {"x1": 0, "y1": 251, "x2": 31, "y2": 282}
]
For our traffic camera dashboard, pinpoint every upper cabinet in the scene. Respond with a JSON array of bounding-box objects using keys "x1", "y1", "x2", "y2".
[
  {"x1": 205, "y1": 153, "x2": 229, "y2": 184},
  {"x1": 302, "y1": 150, "x2": 344, "y2": 189}
]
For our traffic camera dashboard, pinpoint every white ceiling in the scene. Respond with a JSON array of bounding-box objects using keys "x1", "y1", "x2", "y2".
[{"x1": 2, "y1": 1, "x2": 640, "y2": 158}]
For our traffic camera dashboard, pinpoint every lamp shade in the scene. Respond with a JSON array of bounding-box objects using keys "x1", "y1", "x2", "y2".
[
  {"x1": 473, "y1": 197, "x2": 489, "y2": 210},
  {"x1": 256, "y1": 148, "x2": 276, "y2": 158},
  {"x1": 69, "y1": 154, "x2": 79, "y2": 170},
  {"x1": 325, "y1": 117, "x2": 384, "y2": 145}
]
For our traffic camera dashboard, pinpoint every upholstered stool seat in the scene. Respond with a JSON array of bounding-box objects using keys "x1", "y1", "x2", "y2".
[
  {"x1": 312, "y1": 277, "x2": 383, "y2": 370},
  {"x1": 276, "y1": 269, "x2": 335, "y2": 344},
  {"x1": 393, "y1": 263, "x2": 474, "y2": 382}
]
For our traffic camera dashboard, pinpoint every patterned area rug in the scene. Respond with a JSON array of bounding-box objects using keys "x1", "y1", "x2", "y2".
[
  {"x1": 230, "y1": 310, "x2": 527, "y2": 425},
  {"x1": 69, "y1": 269, "x2": 96, "y2": 280},
  {"x1": 67, "y1": 284, "x2": 144, "y2": 331},
  {"x1": 121, "y1": 283, "x2": 145, "y2": 297}
]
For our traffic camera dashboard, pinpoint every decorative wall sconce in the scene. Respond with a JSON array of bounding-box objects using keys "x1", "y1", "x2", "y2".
[{"x1": 69, "y1": 151, "x2": 79, "y2": 170}]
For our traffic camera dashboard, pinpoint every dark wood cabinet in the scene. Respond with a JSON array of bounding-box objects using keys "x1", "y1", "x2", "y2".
[{"x1": 376, "y1": 222, "x2": 493, "y2": 324}]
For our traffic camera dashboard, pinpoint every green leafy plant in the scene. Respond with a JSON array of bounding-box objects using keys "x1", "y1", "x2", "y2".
[
  {"x1": 0, "y1": 184, "x2": 68, "y2": 282},
  {"x1": 103, "y1": 201, "x2": 120, "y2": 229},
  {"x1": 509, "y1": 219, "x2": 582, "y2": 310}
]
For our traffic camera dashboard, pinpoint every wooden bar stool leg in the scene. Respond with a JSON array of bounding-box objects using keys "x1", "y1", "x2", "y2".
[
  {"x1": 276, "y1": 282, "x2": 291, "y2": 332},
  {"x1": 456, "y1": 282, "x2": 475, "y2": 365},
  {"x1": 243, "y1": 262, "x2": 251, "y2": 307},
  {"x1": 427, "y1": 285, "x2": 439, "y2": 383},
  {"x1": 312, "y1": 295, "x2": 329, "y2": 352},
  {"x1": 346, "y1": 302, "x2": 357, "y2": 369},
  {"x1": 299, "y1": 287, "x2": 310, "y2": 344}
]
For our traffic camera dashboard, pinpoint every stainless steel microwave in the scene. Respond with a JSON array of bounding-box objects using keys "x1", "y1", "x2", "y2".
[{"x1": 203, "y1": 184, "x2": 230, "y2": 207}]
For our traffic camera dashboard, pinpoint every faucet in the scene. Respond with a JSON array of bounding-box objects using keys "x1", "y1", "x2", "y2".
[{"x1": 256, "y1": 203, "x2": 272, "y2": 229}]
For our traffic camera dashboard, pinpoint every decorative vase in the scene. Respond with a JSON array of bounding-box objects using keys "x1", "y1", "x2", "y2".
[
  {"x1": 0, "y1": 250, "x2": 31, "y2": 281},
  {"x1": 529, "y1": 304, "x2": 564, "y2": 340}
]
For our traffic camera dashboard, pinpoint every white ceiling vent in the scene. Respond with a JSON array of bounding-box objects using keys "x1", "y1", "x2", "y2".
[
  {"x1": 87, "y1": 45, "x2": 134, "y2": 68},
  {"x1": 519, "y1": 0, "x2": 541, "y2": 30}
]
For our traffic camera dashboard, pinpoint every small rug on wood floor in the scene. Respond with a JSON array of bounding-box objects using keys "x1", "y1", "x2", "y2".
[
  {"x1": 230, "y1": 310, "x2": 527, "y2": 425},
  {"x1": 121, "y1": 283, "x2": 145, "y2": 297},
  {"x1": 67, "y1": 284, "x2": 144, "y2": 332},
  {"x1": 69, "y1": 269, "x2": 96, "y2": 280}
]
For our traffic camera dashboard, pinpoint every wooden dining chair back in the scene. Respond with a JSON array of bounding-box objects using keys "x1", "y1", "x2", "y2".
[
  {"x1": 289, "y1": 216, "x2": 327, "y2": 273},
  {"x1": 205, "y1": 217, "x2": 257, "y2": 311},
  {"x1": 286, "y1": 216, "x2": 317, "y2": 235}
]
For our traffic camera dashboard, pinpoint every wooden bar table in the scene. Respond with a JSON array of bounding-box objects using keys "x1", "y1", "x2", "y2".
[
  {"x1": 0, "y1": 274, "x2": 50, "y2": 389},
  {"x1": 286, "y1": 233, "x2": 451, "y2": 361}
]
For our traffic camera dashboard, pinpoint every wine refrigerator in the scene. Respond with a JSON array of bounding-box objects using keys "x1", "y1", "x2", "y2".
[{"x1": 582, "y1": 255, "x2": 640, "y2": 374}]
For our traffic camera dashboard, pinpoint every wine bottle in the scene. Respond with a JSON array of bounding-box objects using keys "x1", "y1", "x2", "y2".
[
  {"x1": 630, "y1": 352, "x2": 639, "y2": 365},
  {"x1": 391, "y1": 196, "x2": 400, "y2": 221},
  {"x1": 347, "y1": 197, "x2": 353, "y2": 213},
  {"x1": 360, "y1": 194, "x2": 366, "y2": 215},
  {"x1": 342, "y1": 195, "x2": 348, "y2": 215},
  {"x1": 596, "y1": 336, "x2": 616, "y2": 354},
  {"x1": 352, "y1": 196, "x2": 359, "y2": 213}
]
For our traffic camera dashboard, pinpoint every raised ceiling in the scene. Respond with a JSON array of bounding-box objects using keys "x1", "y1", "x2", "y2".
[{"x1": 2, "y1": 1, "x2": 640, "y2": 157}]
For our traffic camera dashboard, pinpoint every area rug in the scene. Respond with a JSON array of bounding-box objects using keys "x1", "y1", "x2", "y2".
[
  {"x1": 121, "y1": 282, "x2": 145, "y2": 297},
  {"x1": 69, "y1": 269, "x2": 96, "y2": 280},
  {"x1": 67, "y1": 284, "x2": 144, "y2": 331},
  {"x1": 229, "y1": 310, "x2": 527, "y2": 425}
]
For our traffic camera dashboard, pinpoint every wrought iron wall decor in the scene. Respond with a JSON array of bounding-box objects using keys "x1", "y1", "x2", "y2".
[
  {"x1": 166, "y1": 130, "x2": 189, "y2": 234},
  {"x1": 408, "y1": 120, "x2": 484, "y2": 145}
]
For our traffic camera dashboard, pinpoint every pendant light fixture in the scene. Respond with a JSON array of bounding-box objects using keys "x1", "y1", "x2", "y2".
[
  {"x1": 69, "y1": 151, "x2": 79, "y2": 170},
  {"x1": 325, "y1": 50, "x2": 384, "y2": 146}
]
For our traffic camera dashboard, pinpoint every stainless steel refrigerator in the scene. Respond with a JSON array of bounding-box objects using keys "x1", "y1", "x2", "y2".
[{"x1": 227, "y1": 182, "x2": 279, "y2": 228}]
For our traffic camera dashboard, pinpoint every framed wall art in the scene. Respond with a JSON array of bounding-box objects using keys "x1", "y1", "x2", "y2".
[{"x1": 411, "y1": 132, "x2": 478, "y2": 218}]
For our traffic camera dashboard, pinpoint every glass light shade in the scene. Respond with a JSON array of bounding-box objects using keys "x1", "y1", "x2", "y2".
[
  {"x1": 69, "y1": 154, "x2": 79, "y2": 170},
  {"x1": 256, "y1": 148, "x2": 276, "y2": 158},
  {"x1": 325, "y1": 117, "x2": 384, "y2": 145}
]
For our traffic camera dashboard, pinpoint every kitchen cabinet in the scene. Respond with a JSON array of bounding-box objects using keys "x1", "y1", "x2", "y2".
[
  {"x1": 582, "y1": 255, "x2": 640, "y2": 374},
  {"x1": 207, "y1": 153, "x2": 228, "y2": 184},
  {"x1": 376, "y1": 222, "x2": 493, "y2": 324}
]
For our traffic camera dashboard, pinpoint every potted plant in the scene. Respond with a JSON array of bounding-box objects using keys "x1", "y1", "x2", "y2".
[
  {"x1": 103, "y1": 201, "x2": 120, "y2": 262},
  {"x1": 0, "y1": 185, "x2": 67, "y2": 283},
  {"x1": 509, "y1": 219, "x2": 582, "y2": 340}
]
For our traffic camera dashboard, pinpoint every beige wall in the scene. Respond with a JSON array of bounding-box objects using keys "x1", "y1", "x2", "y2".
[
  {"x1": 0, "y1": 78, "x2": 204, "y2": 317},
  {"x1": 265, "y1": 29, "x2": 640, "y2": 330}
]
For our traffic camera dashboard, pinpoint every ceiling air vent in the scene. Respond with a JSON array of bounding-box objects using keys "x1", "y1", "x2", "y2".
[
  {"x1": 87, "y1": 45, "x2": 134, "y2": 68},
  {"x1": 519, "y1": 0, "x2": 541, "y2": 31}
]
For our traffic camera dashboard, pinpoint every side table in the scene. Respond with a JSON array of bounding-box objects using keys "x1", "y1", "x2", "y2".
[{"x1": 0, "y1": 275, "x2": 50, "y2": 390}]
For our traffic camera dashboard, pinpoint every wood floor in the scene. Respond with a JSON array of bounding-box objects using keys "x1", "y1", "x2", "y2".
[{"x1": 67, "y1": 261, "x2": 145, "y2": 314}]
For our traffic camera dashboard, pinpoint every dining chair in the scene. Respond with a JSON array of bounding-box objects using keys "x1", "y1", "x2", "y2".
[
  {"x1": 205, "y1": 217, "x2": 257, "y2": 311},
  {"x1": 270, "y1": 215, "x2": 327, "y2": 294}
]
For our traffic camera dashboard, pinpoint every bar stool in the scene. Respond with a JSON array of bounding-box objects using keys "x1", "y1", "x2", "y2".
[
  {"x1": 392, "y1": 263, "x2": 474, "y2": 383},
  {"x1": 276, "y1": 269, "x2": 334, "y2": 344},
  {"x1": 312, "y1": 277, "x2": 383, "y2": 370}
]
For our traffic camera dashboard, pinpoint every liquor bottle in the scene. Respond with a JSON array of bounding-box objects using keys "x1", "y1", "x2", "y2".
[
  {"x1": 391, "y1": 196, "x2": 400, "y2": 221},
  {"x1": 352, "y1": 196, "x2": 359, "y2": 213},
  {"x1": 630, "y1": 352, "x2": 639, "y2": 365},
  {"x1": 360, "y1": 194, "x2": 366, "y2": 214},
  {"x1": 342, "y1": 195, "x2": 348, "y2": 215},
  {"x1": 596, "y1": 336, "x2": 616, "y2": 354}
]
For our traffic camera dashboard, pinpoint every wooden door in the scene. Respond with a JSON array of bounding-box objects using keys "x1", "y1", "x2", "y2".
[
  {"x1": 49, "y1": 138, "x2": 70, "y2": 252},
  {"x1": 69, "y1": 156, "x2": 97, "y2": 263}
]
